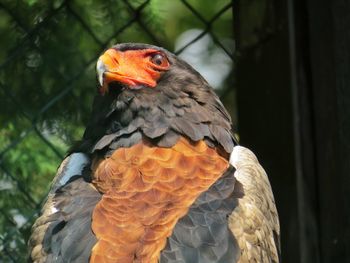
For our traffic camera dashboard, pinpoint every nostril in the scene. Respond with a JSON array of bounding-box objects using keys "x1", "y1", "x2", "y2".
[
  {"x1": 105, "y1": 49, "x2": 120, "y2": 66},
  {"x1": 112, "y1": 56, "x2": 119, "y2": 66}
]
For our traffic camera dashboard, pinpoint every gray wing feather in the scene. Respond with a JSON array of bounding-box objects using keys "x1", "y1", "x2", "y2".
[
  {"x1": 28, "y1": 153, "x2": 101, "y2": 263},
  {"x1": 160, "y1": 166, "x2": 241, "y2": 263}
]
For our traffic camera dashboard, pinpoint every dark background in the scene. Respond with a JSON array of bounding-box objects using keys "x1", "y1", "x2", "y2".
[
  {"x1": 235, "y1": 0, "x2": 350, "y2": 262},
  {"x1": 1, "y1": 0, "x2": 350, "y2": 262}
]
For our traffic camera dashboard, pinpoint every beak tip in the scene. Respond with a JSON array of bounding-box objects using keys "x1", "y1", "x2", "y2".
[{"x1": 96, "y1": 59, "x2": 106, "y2": 86}]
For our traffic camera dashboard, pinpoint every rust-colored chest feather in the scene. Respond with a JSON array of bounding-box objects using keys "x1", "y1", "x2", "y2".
[{"x1": 89, "y1": 137, "x2": 229, "y2": 263}]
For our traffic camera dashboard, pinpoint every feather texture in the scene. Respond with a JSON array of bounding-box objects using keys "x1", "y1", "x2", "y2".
[
  {"x1": 89, "y1": 137, "x2": 229, "y2": 263},
  {"x1": 160, "y1": 166, "x2": 241, "y2": 263},
  {"x1": 28, "y1": 155, "x2": 101, "y2": 263},
  {"x1": 229, "y1": 146, "x2": 280, "y2": 263}
]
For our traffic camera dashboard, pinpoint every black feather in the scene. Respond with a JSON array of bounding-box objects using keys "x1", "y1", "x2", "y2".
[
  {"x1": 35, "y1": 178, "x2": 101, "y2": 262},
  {"x1": 160, "y1": 166, "x2": 241, "y2": 263}
]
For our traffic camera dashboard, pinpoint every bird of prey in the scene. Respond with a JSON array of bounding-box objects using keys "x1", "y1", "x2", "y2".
[{"x1": 29, "y1": 43, "x2": 280, "y2": 263}]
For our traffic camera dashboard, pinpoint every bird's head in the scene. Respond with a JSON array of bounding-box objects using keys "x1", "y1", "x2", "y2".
[
  {"x1": 89, "y1": 43, "x2": 235, "y2": 154},
  {"x1": 96, "y1": 43, "x2": 175, "y2": 94}
]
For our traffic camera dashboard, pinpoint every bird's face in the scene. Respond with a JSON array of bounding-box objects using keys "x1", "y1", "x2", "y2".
[{"x1": 96, "y1": 44, "x2": 171, "y2": 94}]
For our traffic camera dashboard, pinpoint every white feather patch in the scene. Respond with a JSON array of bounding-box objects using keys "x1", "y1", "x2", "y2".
[
  {"x1": 50, "y1": 206, "x2": 58, "y2": 214},
  {"x1": 229, "y1": 145, "x2": 244, "y2": 168},
  {"x1": 58, "y1": 153, "x2": 90, "y2": 186},
  {"x1": 50, "y1": 153, "x2": 90, "y2": 193}
]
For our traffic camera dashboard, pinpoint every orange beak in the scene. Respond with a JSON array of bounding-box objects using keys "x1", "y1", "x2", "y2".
[{"x1": 96, "y1": 48, "x2": 169, "y2": 94}]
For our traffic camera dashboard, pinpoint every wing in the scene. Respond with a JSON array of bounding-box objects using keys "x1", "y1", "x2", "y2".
[
  {"x1": 28, "y1": 153, "x2": 101, "y2": 263},
  {"x1": 160, "y1": 166, "x2": 242, "y2": 263},
  {"x1": 229, "y1": 146, "x2": 281, "y2": 263},
  {"x1": 160, "y1": 146, "x2": 280, "y2": 263}
]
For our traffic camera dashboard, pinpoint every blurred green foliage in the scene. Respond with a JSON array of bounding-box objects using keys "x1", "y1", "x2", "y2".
[{"x1": 0, "y1": 0, "x2": 234, "y2": 261}]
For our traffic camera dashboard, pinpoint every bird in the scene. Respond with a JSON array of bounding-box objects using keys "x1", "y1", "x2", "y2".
[{"x1": 28, "y1": 43, "x2": 280, "y2": 263}]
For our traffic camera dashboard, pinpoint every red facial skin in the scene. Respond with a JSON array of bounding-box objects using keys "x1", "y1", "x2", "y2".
[{"x1": 98, "y1": 48, "x2": 170, "y2": 94}]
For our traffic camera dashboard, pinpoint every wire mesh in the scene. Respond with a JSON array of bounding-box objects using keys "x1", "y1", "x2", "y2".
[{"x1": 0, "y1": 0, "x2": 235, "y2": 261}]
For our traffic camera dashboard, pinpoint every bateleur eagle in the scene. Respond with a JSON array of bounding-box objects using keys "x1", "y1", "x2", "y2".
[{"x1": 29, "y1": 43, "x2": 280, "y2": 263}]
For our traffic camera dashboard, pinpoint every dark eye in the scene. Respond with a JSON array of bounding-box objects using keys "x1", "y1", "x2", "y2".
[{"x1": 150, "y1": 53, "x2": 169, "y2": 67}]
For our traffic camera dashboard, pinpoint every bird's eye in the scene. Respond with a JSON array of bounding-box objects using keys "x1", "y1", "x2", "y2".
[{"x1": 150, "y1": 53, "x2": 169, "y2": 67}]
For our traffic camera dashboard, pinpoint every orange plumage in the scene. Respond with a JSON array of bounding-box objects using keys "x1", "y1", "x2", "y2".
[{"x1": 90, "y1": 137, "x2": 228, "y2": 262}]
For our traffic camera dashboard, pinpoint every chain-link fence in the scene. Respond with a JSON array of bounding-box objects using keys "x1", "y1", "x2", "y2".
[{"x1": 0, "y1": 0, "x2": 235, "y2": 261}]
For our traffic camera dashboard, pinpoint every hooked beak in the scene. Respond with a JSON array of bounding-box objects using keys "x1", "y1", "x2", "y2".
[
  {"x1": 96, "y1": 58, "x2": 106, "y2": 88},
  {"x1": 96, "y1": 49, "x2": 127, "y2": 95}
]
